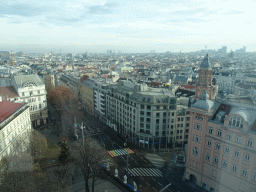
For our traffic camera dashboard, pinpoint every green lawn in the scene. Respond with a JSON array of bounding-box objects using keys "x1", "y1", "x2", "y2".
[{"x1": 39, "y1": 140, "x2": 60, "y2": 169}]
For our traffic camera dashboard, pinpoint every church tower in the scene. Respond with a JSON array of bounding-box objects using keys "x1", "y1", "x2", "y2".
[{"x1": 195, "y1": 54, "x2": 217, "y2": 101}]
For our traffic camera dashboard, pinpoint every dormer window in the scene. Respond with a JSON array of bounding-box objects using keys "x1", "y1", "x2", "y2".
[{"x1": 229, "y1": 116, "x2": 243, "y2": 128}]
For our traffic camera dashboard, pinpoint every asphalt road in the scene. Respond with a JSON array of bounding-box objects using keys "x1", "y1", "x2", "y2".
[{"x1": 45, "y1": 103, "x2": 200, "y2": 192}]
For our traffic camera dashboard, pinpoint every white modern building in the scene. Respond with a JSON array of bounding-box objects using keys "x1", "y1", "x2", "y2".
[
  {"x1": 106, "y1": 80, "x2": 177, "y2": 149},
  {"x1": 0, "y1": 97, "x2": 31, "y2": 161},
  {"x1": 93, "y1": 79, "x2": 113, "y2": 123},
  {"x1": 12, "y1": 74, "x2": 48, "y2": 127}
]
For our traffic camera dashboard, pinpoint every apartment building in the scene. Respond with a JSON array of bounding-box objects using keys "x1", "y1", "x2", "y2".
[
  {"x1": 59, "y1": 74, "x2": 80, "y2": 98},
  {"x1": 0, "y1": 97, "x2": 31, "y2": 161},
  {"x1": 185, "y1": 54, "x2": 256, "y2": 192},
  {"x1": 12, "y1": 74, "x2": 48, "y2": 127},
  {"x1": 106, "y1": 80, "x2": 177, "y2": 149},
  {"x1": 185, "y1": 91, "x2": 256, "y2": 192},
  {"x1": 80, "y1": 79, "x2": 95, "y2": 116},
  {"x1": 93, "y1": 79, "x2": 111, "y2": 123},
  {"x1": 174, "y1": 97, "x2": 190, "y2": 148}
]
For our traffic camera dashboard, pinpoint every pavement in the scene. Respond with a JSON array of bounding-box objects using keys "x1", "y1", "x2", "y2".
[{"x1": 64, "y1": 178, "x2": 123, "y2": 192}]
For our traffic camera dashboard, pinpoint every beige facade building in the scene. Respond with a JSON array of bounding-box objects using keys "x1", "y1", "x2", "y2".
[{"x1": 80, "y1": 79, "x2": 95, "y2": 116}]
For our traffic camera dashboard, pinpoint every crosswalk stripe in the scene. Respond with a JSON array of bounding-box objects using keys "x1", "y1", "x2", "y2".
[
  {"x1": 140, "y1": 168, "x2": 149, "y2": 176},
  {"x1": 108, "y1": 148, "x2": 134, "y2": 157},
  {"x1": 143, "y1": 168, "x2": 152, "y2": 176},
  {"x1": 155, "y1": 169, "x2": 163, "y2": 175},
  {"x1": 149, "y1": 168, "x2": 162, "y2": 177},
  {"x1": 117, "y1": 149, "x2": 125, "y2": 155},
  {"x1": 128, "y1": 168, "x2": 163, "y2": 177},
  {"x1": 129, "y1": 169, "x2": 138, "y2": 176},
  {"x1": 146, "y1": 168, "x2": 156, "y2": 176},
  {"x1": 133, "y1": 169, "x2": 141, "y2": 176},
  {"x1": 109, "y1": 151, "x2": 115, "y2": 157},
  {"x1": 120, "y1": 149, "x2": 127, "y2": 155}
]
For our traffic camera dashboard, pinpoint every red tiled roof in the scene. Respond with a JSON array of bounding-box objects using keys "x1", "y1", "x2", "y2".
[
  {"x1": 80, "y1": 75, "x2": 89, "y2": 83},
  {"x1": 181, "y1": 85, "x2": 196, "y2": 90},
  {"x1": 0, "y1": 86, "x2": 19, "y2": 99},
  {"x1": 0, "y1": 99, "x2": 25, "y2": 123},
  {"x1": 148, "y1": 82, "x2": 163, "y2": 87}
]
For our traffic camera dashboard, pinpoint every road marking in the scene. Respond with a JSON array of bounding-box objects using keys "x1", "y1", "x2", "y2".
[
  {"x1": 146, "y1": 182, "x2": 150, "y2": 186},
  {"x1": 158, "y1": 182, "x2": 163, "y2": 186},
  {"x1": 152, "y1": 178, "x2": 156, "y2": 181},
  {"x1": 141, "y1": 177, "x2": 144, "y2": 181},
  {"x1": 128, "y1": 168, "x2": 163, "y2": 177},
  {"x1": 150, "y1": 168, "x2": 162, "y2": 177},
  {"x1": 155, "y1": 169, "x2": 163, "y2": 175}
]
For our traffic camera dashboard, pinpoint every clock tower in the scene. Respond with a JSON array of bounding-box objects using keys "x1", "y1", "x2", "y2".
[{"x1": 195, "y1": 54, "x2": 217, "y2": 101}]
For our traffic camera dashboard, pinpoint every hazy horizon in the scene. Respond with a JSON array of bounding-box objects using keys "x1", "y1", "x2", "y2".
[{"x1": 1, "y1": 0, "x2": 255, "y2": 53}]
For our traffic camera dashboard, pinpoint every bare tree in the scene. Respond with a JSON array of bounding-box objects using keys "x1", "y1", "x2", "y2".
[
  {"x1": 71, "y1": 137, "x2": 109, "y2": 192},
  {"x1": 12, "y1": 129, "x2": 47, "y2": 160}
]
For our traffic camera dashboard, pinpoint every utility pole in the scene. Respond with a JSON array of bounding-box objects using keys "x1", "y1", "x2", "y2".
[{"x1": 81, "y1": 122, "x2": 84, "y2": 146}]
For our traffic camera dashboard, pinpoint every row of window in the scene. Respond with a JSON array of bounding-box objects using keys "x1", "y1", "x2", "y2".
[
  {"x1": 2, "y1": 111, "x2": 29, "y2": 138},
  {"x1": 208, "y1": 127, "x2": 253, "y2": 147},
  {"x1": 205, "y1": 141, "x2": 251, "y2": 160},
  {"x1": 22, "y1": 90, "x2": 42, "y2": 96},
  {"x1": 206, "y1": 155, "x2": 256, "y2": 179}
]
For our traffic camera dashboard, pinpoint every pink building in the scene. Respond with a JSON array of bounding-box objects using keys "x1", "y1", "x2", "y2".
[{"x1": 185, "y1": 55, "x2": 256, "y2": 192}]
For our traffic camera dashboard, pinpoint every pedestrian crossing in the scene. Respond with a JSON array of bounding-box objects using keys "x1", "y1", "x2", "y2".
[
  {"x1": 108, "y1": 148, "x2": 134, "y2": 157},
  {"x1": 128, "y1": 168, "x2": 163, "y2": 177},
  {"x1": 145, "y1": 154, "x2": 166, "y2": 168}
]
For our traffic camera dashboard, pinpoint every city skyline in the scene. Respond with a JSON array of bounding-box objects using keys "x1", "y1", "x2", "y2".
[{"x1": 0, "y1": 0, "x2": 255, "y2": 53}]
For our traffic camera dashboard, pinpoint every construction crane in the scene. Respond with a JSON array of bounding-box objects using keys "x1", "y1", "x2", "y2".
[{"x1": 0, "y1": 52, "x2": 16, "y2": 66}]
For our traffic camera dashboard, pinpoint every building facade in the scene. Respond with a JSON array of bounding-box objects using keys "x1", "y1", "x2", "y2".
[
  {"x1": 106, "y1": 80, "x2": 177, "y2": 149},
  {"x1": 80, "y1": 79, "x2": 95, "y2": 116},
  {"x1": 93, "y1": 79, "x2": 110, "y2": 123},
  {"x1": 185, "y1": 55, "x2": 256, "y2": 192},
  {"x1": 215, "y1": 74, "x2": 235, "y2": 94},
  {"x1": 12, "y1": 74, "x2": 48, "y2": 127},
  {"x1": 0, "y1": 97, "x2": 31, "y2": 161}
]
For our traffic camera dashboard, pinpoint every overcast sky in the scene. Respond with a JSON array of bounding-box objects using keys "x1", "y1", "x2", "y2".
[{"x1": 0, "y1": 0, "x2": 255, "y2": 53}]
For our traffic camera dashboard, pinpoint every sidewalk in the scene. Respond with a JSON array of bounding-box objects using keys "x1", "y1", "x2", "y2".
[{"x1": 64, "y1": 178, "x2": 122, "y2": 192}]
